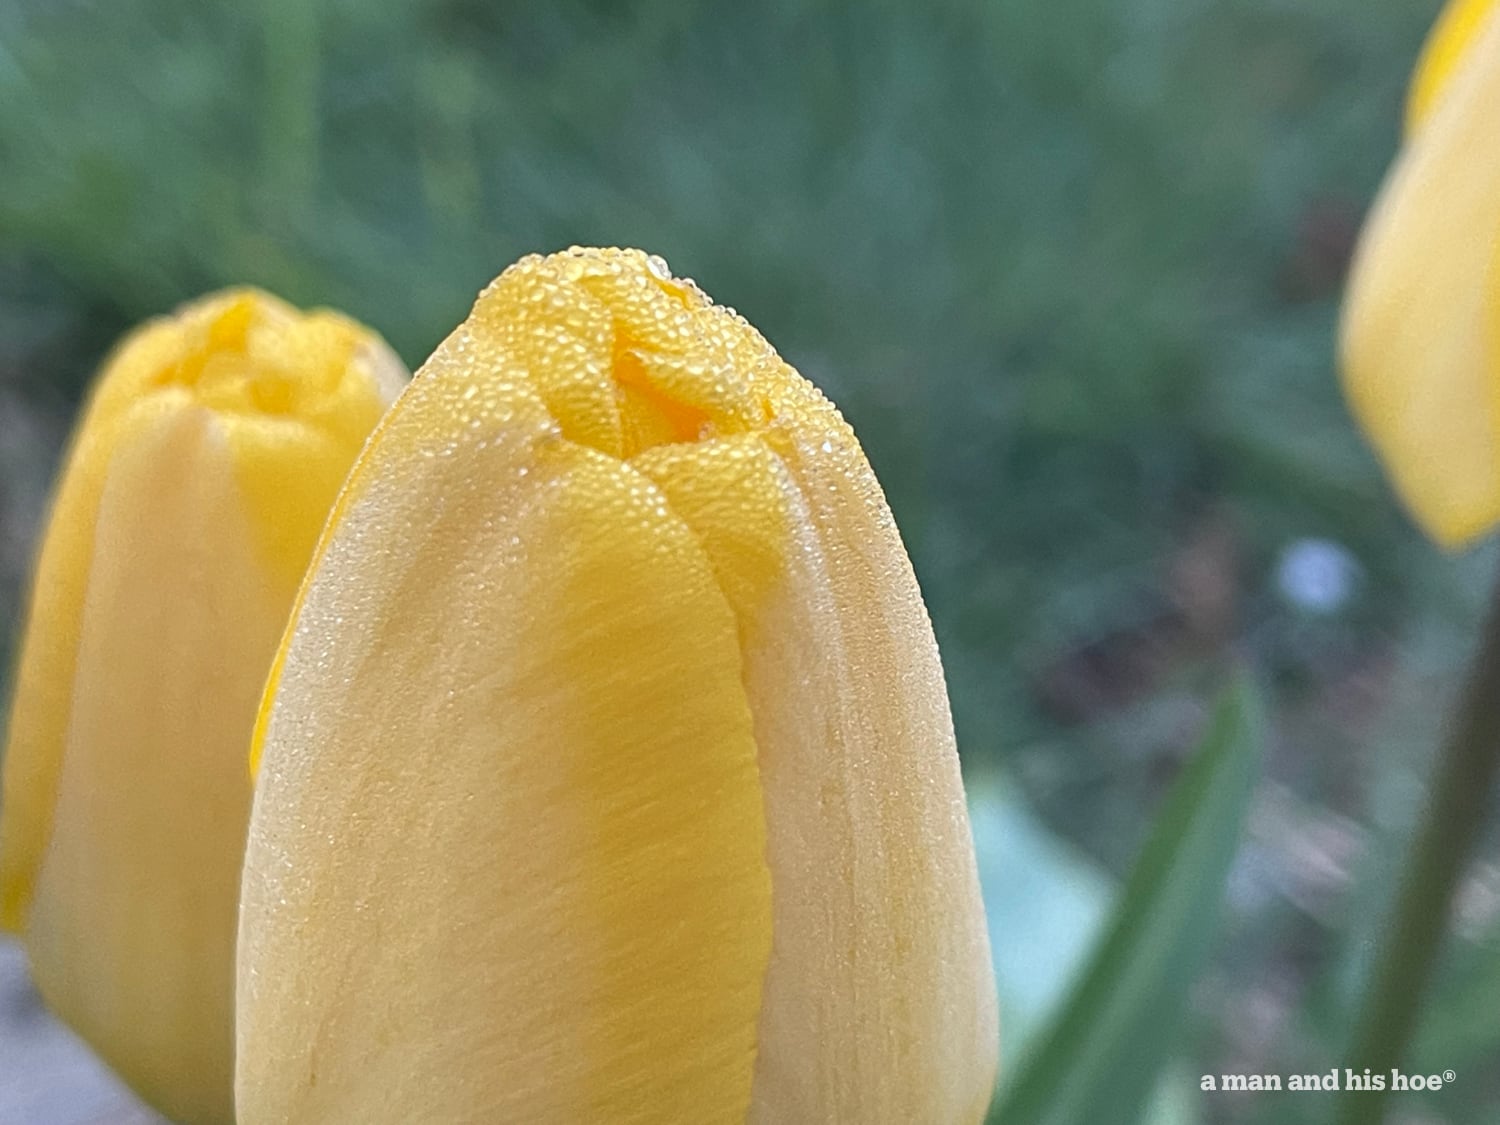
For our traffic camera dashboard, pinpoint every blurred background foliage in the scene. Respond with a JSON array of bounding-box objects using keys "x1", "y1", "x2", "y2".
[{"x1": 1, "y1": 0, "x2": 1498, "y2": 1121}]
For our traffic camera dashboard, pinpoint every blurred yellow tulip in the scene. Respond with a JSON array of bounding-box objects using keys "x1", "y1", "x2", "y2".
[
  {"x1": 0, "y1": 289, "x2": 407, "y2": 1124},
  {"x1": 237, "y1": 247, "x2": 998, "y2": 1123},
  {"x1": 1340, "y1": 0, "x2": 1500, "y2": 547}
]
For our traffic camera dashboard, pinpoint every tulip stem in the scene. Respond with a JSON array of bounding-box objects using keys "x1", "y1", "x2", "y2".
[{"x1": 1337, "y1": 558, "x2": 1500, "y2": 1125}]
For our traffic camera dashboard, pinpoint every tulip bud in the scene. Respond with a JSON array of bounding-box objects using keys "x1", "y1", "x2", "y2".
[
  {"x1": 238, "y1": 248, "x2": 998, "y2": 1122},
  {"x1": 1340, "y1": 0, "x2": 1500, "y2": 547},
  {"x1": 0, "y1": 289, "x2": 407, "y2": 1123}
]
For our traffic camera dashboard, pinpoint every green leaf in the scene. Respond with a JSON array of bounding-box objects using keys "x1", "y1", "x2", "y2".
[
  {"x1": 990, "y1": 677, "x2": 1264, "y2": 1125},
  {"x1": 968, "y1": 776, "x2": 1115, "y2": 1063}
]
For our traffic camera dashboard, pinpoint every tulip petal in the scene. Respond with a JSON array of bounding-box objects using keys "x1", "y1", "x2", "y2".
[
  {"x1": 238, "y1": 373, "x2": 774, "y2": 1122},
  {"x1": 1340, "y1": 11, "x2": 1500, "y2": 547},
  {"x1": 736, "y1": 409, "x2": 1000, "y2": 1123},
  {"x1": 23, "y1": 400, "x2": 283, "y2": 1123},
  {"x1": 634, "y1": 337, "x2": 999, "y2": 1120}
]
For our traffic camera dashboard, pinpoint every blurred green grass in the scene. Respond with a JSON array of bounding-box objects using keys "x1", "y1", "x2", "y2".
[{"x1": 2, "y1": 0, "x2": 1498, "y2": 1120}]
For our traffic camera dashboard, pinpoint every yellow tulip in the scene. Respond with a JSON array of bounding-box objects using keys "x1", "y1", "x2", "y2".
[
  {"x1": 0, "y1": 289, "x2": 407, "y2": 1124},
  {"x1": 237, "y1": 247, "x2": 998, "y2": 1123},
  {"x1": 1340, "y1": 0, "x2": 1500, "y2": 547}
]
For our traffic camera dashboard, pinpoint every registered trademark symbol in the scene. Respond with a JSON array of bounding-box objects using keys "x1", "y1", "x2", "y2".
[{"x1": 1444, "y1": 1070, "x2": 1456, "y2": 1083}]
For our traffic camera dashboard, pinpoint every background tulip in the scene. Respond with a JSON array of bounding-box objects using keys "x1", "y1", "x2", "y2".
[
  {"x1": 1339, "y1": 0, "x2": 1500, "y2": 547},
  {"x1": 0, "y1": 289, "x2": 407, "y2": 1124},
  {"x1": 238, "y1": 247, "x2": 998, "y2": 1123}
]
